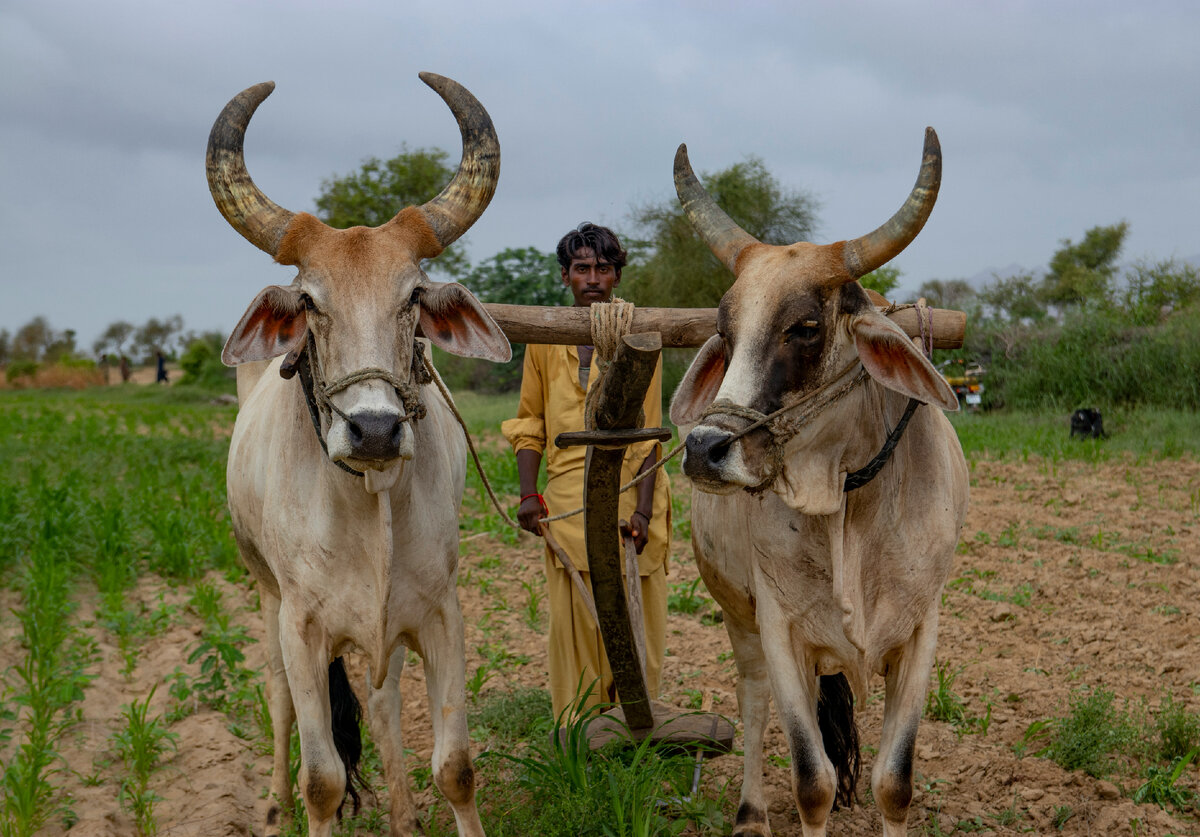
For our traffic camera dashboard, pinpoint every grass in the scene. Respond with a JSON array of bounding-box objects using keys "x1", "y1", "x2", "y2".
[
  {"x1": 950, "y1": 407, "x2": 1200, "y2": 462},
  {"x1": 1020, "y1": 684, "x2": 1200, "y2": 809},
  {"x1": 4, "y1": 385, "x2": 1200, "y2": 832}
]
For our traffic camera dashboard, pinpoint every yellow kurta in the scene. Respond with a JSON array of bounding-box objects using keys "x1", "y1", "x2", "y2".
[{"x1": 502, "y1": 343, "x2": 671, "y2": 719}]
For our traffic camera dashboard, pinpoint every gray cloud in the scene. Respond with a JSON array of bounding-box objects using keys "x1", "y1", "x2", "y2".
[{"x1": 2, "y1": 0, "x2": 1197, "y2": 350}]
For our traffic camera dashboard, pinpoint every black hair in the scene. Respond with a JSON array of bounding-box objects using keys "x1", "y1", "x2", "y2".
[{"x1": 556, "y1": 222, "x2": 627, "y2": 274}]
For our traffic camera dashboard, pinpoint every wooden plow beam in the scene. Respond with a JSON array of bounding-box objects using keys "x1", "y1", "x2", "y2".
[{"x1": 555, "y1": 331, "x2": 735, "y2": 753}]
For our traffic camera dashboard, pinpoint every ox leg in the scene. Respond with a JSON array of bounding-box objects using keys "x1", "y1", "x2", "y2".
[
  {"x1": 725, "y1": 620, "x2": 774, "y2": 837},
  {"x1": 366, "y1": 647, "x2": 421, "y2": 836},
  {"x1": 873, "y1": 607, "x2": 940, "y2": 837},
  {"x1": 262, "y1": 591, "x2": 296, "y2": 837},
  {"x1": 418, "y1": 600, "x2": 484, "y2": 837},
  {"x1": 758, "y1": 603, "x2": 835, "y2": 837},
  {"x1": 277, "y1": 603, "x2": 344, "y2": 837}
]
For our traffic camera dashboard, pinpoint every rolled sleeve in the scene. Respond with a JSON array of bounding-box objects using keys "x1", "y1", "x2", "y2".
[
  {"x1": 501, "y1": 416, "x2": 546, "y2": 455},
  {"x1": 502, "y1": 346, "x2": 548, "y2": 455}
]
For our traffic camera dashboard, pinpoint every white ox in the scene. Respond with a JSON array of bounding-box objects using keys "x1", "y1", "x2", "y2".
[
  {"x1": 669, "y1": 130, "x2": 968, "y2": 837},
  {"x1": 207, "y1": 74, "x2": 510, "y2": 837}
]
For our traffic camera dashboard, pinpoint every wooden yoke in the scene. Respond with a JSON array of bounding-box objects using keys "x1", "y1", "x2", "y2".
[{"x1": 448, "y1": 303, "x2": 966, "y2": 348}]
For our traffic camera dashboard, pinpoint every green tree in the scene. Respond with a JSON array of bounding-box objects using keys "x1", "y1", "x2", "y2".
[
  {"x1": 912, "y1": 278, "x2": 977, "y2": 311},
  {"x1": 437, "y1": 246, "x2": 564, "y2": 393},
  {"x1": 622, "y1": 156, "x2": 820, "y2": 309},
  {"x1": 44, "y1": 329, "x2": 77, "y2": 363},
  {"x1": 1039, "y1": 222, "x2": 1128, "y2": 309},
  {"x1": 314, "y1": 144, "x2": 467, "y2": 277},
  {"x1": 12, "y1": 316, "x2": 52, "y2": 361},
  {"x1": 979, "y1": 272, "x2": 1047, "y2": 324},
  {"x1": 1120, "y1": 258, "x2": 1200, "y2": 324},
  {"x1": 132, "y1": 315, "x2": 184, "y2": 363},
  {"x1": 93, "y1": 320, "x2": 135, "y2": 359},
  {"x1": 0, "y1": 329, "x2": 10, "y2": 365},
  {"x1": 464, "y1": 246, "x2": 564, "y2": 307},
  {"x1": 860, "y1": 265, "x2": 903, "y2": 298}
]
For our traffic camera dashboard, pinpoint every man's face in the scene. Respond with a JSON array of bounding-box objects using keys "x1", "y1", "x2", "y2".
[{"x1": 562, "y1": 247, "x2": 620, "y2": 307}]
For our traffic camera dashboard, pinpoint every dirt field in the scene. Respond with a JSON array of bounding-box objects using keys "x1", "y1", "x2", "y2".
[{"x1": 35, "y1": 454, "x2": 1200, "y2": 836}]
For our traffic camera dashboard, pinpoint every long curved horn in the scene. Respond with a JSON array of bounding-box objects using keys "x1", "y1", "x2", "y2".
[
  {"x1": 206, "y1": 82, "x2": 295, "y2": 257},
  {"x1": 673, "y1": 144, "x2": 761, "y2": 275},
  {"x1": 414, "y1": 72, "x2": 500, "y2": 252},
  {"x1": 841, "y1": 127, "x2": 941, "y2": 279}
]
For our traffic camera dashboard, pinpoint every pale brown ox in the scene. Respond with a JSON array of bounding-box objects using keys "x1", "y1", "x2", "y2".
[
  {"x1": 670, "y1": 130, "x2": 968, "y2": 837},
  {"x1": 207, "y1": 74, "x2": 509, "y2": 837}
]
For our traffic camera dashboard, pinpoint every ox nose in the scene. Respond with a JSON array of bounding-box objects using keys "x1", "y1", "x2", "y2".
[
  {"x1": 683, "y1": 427, "x2": 732, "y2": 480},
  {"x1": 346, "y1": 411, "x2": 405, "y2": 461}
]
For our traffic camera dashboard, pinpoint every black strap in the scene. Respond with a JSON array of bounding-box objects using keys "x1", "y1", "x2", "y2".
[
  {"x1": 843, "y1": 398, "x2": 921, "y2": 492},
  {"x1": 293, "y1": 343, "x2": 366, "y2": 478}
]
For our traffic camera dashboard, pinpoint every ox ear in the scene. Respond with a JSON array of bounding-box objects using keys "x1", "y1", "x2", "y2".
[
  {"x1": 851, "y1": 311, "x2": 959, "y2": 411},
  {"x1": 222, "y1": 285, "x2": 307, "y2": 366},
  {"x1": 418, "y1": 282, "x2": 512, "y2": 362},
  {"x1": 670, "y1": 334, "x2": 726, "y2": 425}
]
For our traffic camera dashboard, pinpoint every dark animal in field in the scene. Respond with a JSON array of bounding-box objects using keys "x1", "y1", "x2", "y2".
[
  {"x1": 208, "y1": 74, "x2": 509, "y2": 837},
  {"x1": 1070, "y1": 407, "x2": 1106, "y2": 439},
  {"x1": 670, "y1": 129, "x2": 968, "y2": 837}
]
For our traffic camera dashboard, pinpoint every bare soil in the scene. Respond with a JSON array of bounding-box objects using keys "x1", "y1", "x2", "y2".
[{"x1": 32, "y1": 455, "x2": 1200, "y2": 836}]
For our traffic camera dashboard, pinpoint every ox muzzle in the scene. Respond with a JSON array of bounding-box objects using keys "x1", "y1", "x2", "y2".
[{"x1": 683, "y1": 419, "x2": 774, "y2": 494}]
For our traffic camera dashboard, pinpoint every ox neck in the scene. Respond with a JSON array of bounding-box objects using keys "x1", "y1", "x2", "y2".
[{"x1": 842, "y1": 395, "x2": 922, "y2": 492}]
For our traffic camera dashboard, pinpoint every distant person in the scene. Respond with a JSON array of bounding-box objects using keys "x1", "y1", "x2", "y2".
[
  {"x1": 155, "y1": 350, "x2": 168, "y2": 384},
  {"x1": 119, "y1": 355, "x2": 131, "y2": 383}
]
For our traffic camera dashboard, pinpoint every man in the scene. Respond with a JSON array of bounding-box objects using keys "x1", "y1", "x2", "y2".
[{"x1": 501, "y1": 222, "x2": 671, "y2": 721}]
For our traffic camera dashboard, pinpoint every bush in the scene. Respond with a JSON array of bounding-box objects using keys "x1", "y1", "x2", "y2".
[
  {"x1": 977, "y1": 307, "x2": 1200, "y2": 411},
  {"x1": 5, "y1": 359, "x2": 38, "y2": 384},
  {"x1": 177, "y1": 333, "x2": 233, "y2": 390}
]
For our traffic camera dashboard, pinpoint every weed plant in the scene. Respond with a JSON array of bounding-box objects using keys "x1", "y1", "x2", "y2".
[
  {"x1": 1020, "y1": 683, "x2": 1200, "y2": 801},
  {"x1": 1022, "y1": 686, "x2": 1136, "y2": 777},
  {"x1": 462, "y1": 700, "x2": 729, "y2": 837},
  {"x1": 111, "y1": 685, "x2": 178, "y2": 835},
  {"x1": 667, "y1": 579, "x2": 711, "y2": 617}
]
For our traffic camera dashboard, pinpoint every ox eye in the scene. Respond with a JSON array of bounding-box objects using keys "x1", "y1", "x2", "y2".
[
  {"x1": 785, "y1": 319, "x2": 821, "y2": 344},
  {"x1": 408, "y1": 287, "x2": 423, "y2": 307},
  {"x1": 300, "y1": 294, "x2": 317, "y2": 313}
]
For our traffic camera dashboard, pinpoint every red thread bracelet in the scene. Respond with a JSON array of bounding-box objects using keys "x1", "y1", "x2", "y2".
[{"x1": 520, "y1": 493, "x2": 548, "y2": 514}]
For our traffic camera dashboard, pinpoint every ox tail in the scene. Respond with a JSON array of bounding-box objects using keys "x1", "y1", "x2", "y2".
[
  {"x1": 329, "y1": 657, "x2": 365, "y2": 818},
  {"x1": 817, "y1": 673, "x2": 860, "y2": 810}
]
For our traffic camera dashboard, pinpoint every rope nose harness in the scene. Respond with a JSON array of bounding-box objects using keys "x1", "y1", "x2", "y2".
[
  {"x1": 286, "y1": 332, "x2": 431, "y2": 477},
  {"x1": 695, "y1": 358, "x2": 922, "y2": 493}
]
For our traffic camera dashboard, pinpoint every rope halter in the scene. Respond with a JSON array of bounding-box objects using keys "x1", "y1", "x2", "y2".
[
  {"x1": 698, "y1": 357, "x2": 869, "y2": 449},
  {"x1": 293, "y1": 332, "x2": 432, "y2": 477}
]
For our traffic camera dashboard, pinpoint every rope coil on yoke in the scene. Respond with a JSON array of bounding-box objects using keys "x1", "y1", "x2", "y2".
[{"x1": 582, "y1": 297, "x2": 636, "y2": 431}]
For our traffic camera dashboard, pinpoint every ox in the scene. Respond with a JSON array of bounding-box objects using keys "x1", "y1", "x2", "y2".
[
  {"x1": 669, "y1": 130, "x2": 968, "y2": 836},
  {"x1": 207, "y1": 74, "x2": 510, "y2": 837}
]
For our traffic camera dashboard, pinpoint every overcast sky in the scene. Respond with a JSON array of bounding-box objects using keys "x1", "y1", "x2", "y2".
[{"x1": 2, "y1": 0, "x2": 1197, "y2": 351}]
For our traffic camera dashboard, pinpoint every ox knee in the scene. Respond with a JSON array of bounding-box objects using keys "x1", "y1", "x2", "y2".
[
  {"x1": 733, "y1": 801, "x2": 770, "y2": 837},
  {"x1": 872, "y1": 729, "x2": 916, "y2": 826},
  {"x1": 299, "y1": 754, "x2": 347, "y2": 824},
  {"x1": 434, "y1": 749, "x2": 476, "y2": 807},
  {"x1": 789, "y1": 731, "x2": 835, "y2": 827}
]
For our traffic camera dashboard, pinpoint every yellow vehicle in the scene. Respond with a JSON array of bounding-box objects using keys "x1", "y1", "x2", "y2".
[{"x1": 940, "y1": 358, "x2": 985, "y2": 410}]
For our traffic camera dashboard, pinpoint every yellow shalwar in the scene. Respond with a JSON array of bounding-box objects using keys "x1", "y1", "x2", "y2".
[{"x1": 501, "y1": 343, "x2": 671, "y2": 720}]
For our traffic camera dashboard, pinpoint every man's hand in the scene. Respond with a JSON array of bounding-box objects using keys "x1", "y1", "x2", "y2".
[
  {"x1": 629, "y1": 509, "x2": 651, "y2": 554},
  {"x1": 518, "y1": 494, "x2": 546, "y2": 536}
]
